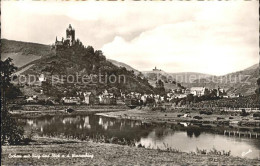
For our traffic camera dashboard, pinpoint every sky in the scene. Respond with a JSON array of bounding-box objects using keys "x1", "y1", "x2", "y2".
[{"x1": 1, "y1": 0, "x2": 259, "y2": 76}]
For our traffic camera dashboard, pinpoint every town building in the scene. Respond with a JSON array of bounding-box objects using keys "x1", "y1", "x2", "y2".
[
  {"x1": 61, "y1": 97, "x2": 81, "y2": 105},
  {"x1": 217, "y1": 87, "x2": 226, "y2": 97},
  {"x1": 26, "y1": 95, "x2": 38, "y2": 103},
  {"x1": 190, "y1": 87, "x2": 209, "y2": 96},
  {"x1": 83, "y1": 92, "x2": 95, "y2": 105}
]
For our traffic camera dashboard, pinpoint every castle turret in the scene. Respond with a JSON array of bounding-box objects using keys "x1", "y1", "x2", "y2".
[
  {"x1": 66, "y1": 24, "x2": 75, "y2": 46},
  {"x1": 54, "y1": 24, "x2": 76, "y2": 50}
]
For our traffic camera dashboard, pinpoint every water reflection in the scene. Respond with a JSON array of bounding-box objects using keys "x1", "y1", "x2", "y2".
[
  {"x1": 186, "y1": 126, "x2": 201, "y2": 138},
  {"x1": 19, "y1": 115, "x2": 260, "y2": 159},
  {"x1": 83, "y1": 116, "x2": 91, "y2": 129}
]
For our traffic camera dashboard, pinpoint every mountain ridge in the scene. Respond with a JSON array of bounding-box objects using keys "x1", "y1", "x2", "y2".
[
  {"x1": 1, "y1": 39, "x2": 258, "y2": 96},
  {"x1": 191, "y1": 63, "x2": 259, "y2": 96}
]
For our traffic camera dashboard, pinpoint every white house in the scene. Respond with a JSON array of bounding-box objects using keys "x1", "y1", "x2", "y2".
[{"x1": 190, "y1": 87, "x2": 208, "y2": 96}]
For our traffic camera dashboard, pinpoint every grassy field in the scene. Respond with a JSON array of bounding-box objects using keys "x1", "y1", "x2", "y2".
[{"x1": 2, "y1": 137, "x2": 259, "y2": 165}]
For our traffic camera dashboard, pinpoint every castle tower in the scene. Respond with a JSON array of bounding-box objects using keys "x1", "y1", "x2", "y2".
[{"x1": 66, "y1": 24, "x2": 75, "y2": 46}]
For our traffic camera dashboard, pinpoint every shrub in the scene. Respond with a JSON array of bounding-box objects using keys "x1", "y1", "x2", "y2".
[
  {"x1": 253, "y1": 113, "x2": 260, "y2": 117},
  {"x1": 206, "y1": 111, "x2": 213, "y2": 115},
  {"x1": 240, "y1": 109, "x2": 249, "y2": 117},
  {"x1": 200, "y1": 110, "x2": 213, "y2": 115},
  {"x1": 193, "y1": 116, "x2": 203, "y2": 120},
  {"x1": 1, "y1": 111, "x2": 24, "y2": 145},
  {"x1": 177, "y1": 114, "x2": 183, "y2": 117},
  {"x1": 200, "y1": 111, "x2": 206, "y2": 114},
  {"x1": 151, "y1": 106, "x2": 166, "y2": 112}
]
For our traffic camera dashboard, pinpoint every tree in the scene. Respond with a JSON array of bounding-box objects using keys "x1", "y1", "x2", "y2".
[
  {"x1": 186, "y1": 94, "x2": 194, "y2": 104},
  {"x1": 137, "y1": 72, "x2": 143, "y2": 78},
  {"x1": 1, "y1": 58, "x2": 24, "y2": 145},
  {"x1": 86, "y1": 46, "x2": 95, "y2": 54},
  {"x1": 5, "y1": 84, "x2": 22, "y2": 100},
  {"x1": 171, "y1": 80, "x2": 176, "y2": 84},
  {"x1": 256, "y1": 78, "x2": 260, "y2": 105},
  {"x1": 108, "y1": 87, "x2": 120, "y2": 97},
  {"x1": 193, "y1": 96, "x2": 200, "y2": 103},
  {"x1": 95, "y1": 50, "x2": 106, "y2": 61},
  {"x1": 155, "y1": 79, "x2": 165, "y2": 95}
]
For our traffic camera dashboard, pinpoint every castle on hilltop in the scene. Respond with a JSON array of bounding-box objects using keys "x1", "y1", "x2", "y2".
[
  {"x1": 153, "y1": 66, "x2": 161, "y2": 72},
  {"x1": 54, "y1": 24, "x2": 79, "y2": 49}
]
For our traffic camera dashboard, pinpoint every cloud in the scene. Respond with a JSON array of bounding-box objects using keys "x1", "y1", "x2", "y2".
[
  {"x1": 102, "y1": 1, "x2": 258, "y2": 75},
  {"x1": 2, "y1": 1, "x2": 197, "y2": 47}
]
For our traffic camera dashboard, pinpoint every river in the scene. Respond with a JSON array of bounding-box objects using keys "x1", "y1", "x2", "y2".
[{"x1": 18, "y1": 114, "x2": 260, "y2": 159}]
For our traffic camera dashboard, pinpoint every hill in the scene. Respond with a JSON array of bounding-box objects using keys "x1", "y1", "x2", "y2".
[
  {"x1": 1, "y1": 39, "x2": 52, "y2": 67},
  {"x1": 141, "y1": 64, "x2": 259, "y2": 96},
  {"x1": 192, "y1": 63, "x2": 259, "y2": 96},
  {"x1": 2, "y1": 39, "x2": 154, "y2": 96},
  {"x1": 142, "y1": 70, "x2": 213, "y2": 90},
  {"x1": 107, "y1": 59, "x2": 140, "y2": 75},
  {"x1": 244, "y1": 63, "x2": 259, "y2": 71}
]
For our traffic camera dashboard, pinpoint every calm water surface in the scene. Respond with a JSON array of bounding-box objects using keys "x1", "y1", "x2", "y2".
[{"x1": 19, "y1": 114, "x2": 260, "y2": 159}]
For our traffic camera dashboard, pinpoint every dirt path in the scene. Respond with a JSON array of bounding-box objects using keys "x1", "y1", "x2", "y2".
[{"x1": 13, "y1": 64, "x2": 35, "y2": 75}]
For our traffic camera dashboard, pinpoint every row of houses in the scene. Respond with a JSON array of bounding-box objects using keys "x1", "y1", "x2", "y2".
[
  {"x1": 19, "y1": 85, "x2": 242, "y2": 106},
  {"x1": 19, "y1": 89, "x2": 117, "y2": 105},
  {"x1": 60, "y1": 89, "x2": 117, "y2": 105},
  {"x1": 167, "y1": 87, "x2": 227, "y2": 99},
  {"x1": 79, "y1": 87, "x2": 229, "y2": 105}
]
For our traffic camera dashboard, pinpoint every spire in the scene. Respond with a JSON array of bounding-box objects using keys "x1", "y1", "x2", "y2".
[{"x1": 56, "y1": 36, "x2": 57, "y2": 42}]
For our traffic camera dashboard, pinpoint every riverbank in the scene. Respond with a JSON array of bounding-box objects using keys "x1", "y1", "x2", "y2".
[
  {"x1": 1, "y1": 137, "x2": 259, "y2": 165},
  {"x1": 10, "y1": 104, "x2": 128, "y2": 118},
  {"x1": 97, "y1": 107, "x2": 260, "y2": 127},
  {"x1": 11, "y1": 105, "x2": 260, "y2": 127},
  {"x1": 4, "y1": 105, "x2": 260, "y2": 165},
  {"x1": 11, "y1": 105, "x2": 260, "y2": 128}
]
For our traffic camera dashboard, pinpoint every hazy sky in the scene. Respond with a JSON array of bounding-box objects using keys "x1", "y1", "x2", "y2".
[{"x1": 2, "y1": 1, "x2": 259, "y2": 75}]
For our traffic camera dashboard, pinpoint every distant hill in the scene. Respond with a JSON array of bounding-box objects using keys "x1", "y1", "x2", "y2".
[
  {"x1": 244, "y1": 63, "x2": 259, "y2": 71},
  {"x1": 192, "y1": 63, "x2": 259, "y2": 96},
  {"x1": 1, "y1": 39, "x2": 52, "y2": 67},
  {"x1": 143, "y1": 70, "x2": 212, "y2": 83},
  {"x1": 142, "y1": 64, "x2": 259, "y2": 96},
  {"x1": 142, "y1": 70, "x2": 213, "y2": 90},
  {"x1": 1, "y1": 39, "x2": 154, "y2": 96},
  {"x1": 108, "y1": 59, "x2": 140, "y2": 75}
]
